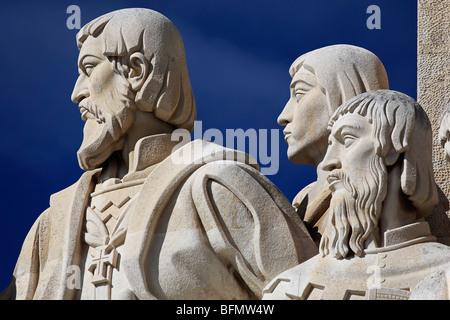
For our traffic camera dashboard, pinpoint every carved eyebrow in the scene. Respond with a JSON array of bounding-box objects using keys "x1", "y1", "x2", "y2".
[
  {"x1": 290, "y1": 78, "x2": 315, "y2": 89},
  {"x1": 78, "y1": 54, "x2": 102, "y2": 71},
  {"x1": 332, "y1": 121, "x2": 364, "y2": 140}
]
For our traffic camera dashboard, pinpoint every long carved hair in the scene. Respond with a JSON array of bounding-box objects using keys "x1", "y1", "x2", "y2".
[
  {"x1": 76, "y1": 8, "x2": 196, "y2": 132},
  {"x1": 329, "y1": 90, "x2": 438, "y2": 219}
]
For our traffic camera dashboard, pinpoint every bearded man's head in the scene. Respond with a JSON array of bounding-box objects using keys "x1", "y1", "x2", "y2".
[
  {"x1": 71, "y1": 8, "x2": 196, "y2": 171},
  {"x1": 319, "y1": 90, "x2": 438, "y2": 259}
]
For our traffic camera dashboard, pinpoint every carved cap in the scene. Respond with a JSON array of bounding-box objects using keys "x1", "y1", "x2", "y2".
[{"x1": 290, "y1": 45, "x2": 389, "y2": 116}]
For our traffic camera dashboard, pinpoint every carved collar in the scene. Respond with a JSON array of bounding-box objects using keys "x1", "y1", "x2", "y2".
[
  {"x1": 95, "y1": 133, "x2": 181, "y2": 187},
  {"x1": 365, "y1": 221, "x2": 437, "y2": 254},
  {"x1": 120, "y1": 133, "x2": 180, "y2": 182},
  {"x1": 129, "y1": 133, "x2": 180, "y2": 173}
]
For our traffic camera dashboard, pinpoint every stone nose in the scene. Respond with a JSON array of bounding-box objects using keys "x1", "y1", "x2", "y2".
[
  {"x1": 277, "y1": 99, "x2": 294, "y2": 126},
  {"x1": 321, "y1": 143, "x2": 342, "y2": 172},
  {"x1": 71, "y1": 74, "x2": 89, "y2": 104}
]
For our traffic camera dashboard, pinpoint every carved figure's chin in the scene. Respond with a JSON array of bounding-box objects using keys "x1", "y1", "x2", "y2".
[
  {"x1": 287, "y1": 143, "x2": 315, "y2": 166},
  {"x1": 77, "y1": 118, "x2": 119, "y2": 171},
  {"x1": 286, "y1": 133, "x2": 329, "y2": 166}
]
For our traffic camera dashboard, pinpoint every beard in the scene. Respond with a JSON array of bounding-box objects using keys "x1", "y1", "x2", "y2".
[
  {"x1": 319, "y1": 155, "x2": 388, "y2": 259},
  {"x1": 77, "y1": 76, "x2": 135, "y2": 171}
]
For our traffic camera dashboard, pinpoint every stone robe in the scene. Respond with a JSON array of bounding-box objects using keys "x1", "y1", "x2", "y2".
[
  {"x1": 2, "y1": 135, "x2": 317, "y2": 300},
  {"x1": 263, "y1": 221, "x2": 450, "y2": 300}
]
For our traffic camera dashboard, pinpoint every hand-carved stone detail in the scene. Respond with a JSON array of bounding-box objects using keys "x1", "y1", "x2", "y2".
[
  {"x1": 1, "y1": 8, "x2": 316, "y2": 300},
  {"x1": 277, "y1": 44, "x2": 389, "y2": 243},
  {"x1": 264, "y1": 90, "x2": 450, "y2": 300}
]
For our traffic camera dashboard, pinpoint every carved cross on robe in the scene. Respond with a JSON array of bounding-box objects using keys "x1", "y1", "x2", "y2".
[
  {"x1": 84, "y1": 191, "x2": 130, "y2": 299},
  {"x1": 88, "y1": 244, "x2": 118, "y2": 300}
]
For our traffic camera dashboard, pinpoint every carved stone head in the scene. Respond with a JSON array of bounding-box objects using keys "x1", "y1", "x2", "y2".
[
  {"x1": 319, "y1": 90, "x2": 438, "y2": 259},
  {"x1": 71, "y1": 8, "x2": 196, "y2": 170},
  {"x1": 278, "y1": 45, "x2": 389, "y2": 166}
]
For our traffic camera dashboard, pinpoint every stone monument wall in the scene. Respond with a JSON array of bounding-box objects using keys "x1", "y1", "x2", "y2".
[{"x1": 418, "y1": 0, "x2": 450, "y2": 245}]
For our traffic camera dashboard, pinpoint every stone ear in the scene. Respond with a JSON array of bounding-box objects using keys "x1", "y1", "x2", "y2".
[{"x1": 128, "y1": 52, "x2": 149, "y2": 92}]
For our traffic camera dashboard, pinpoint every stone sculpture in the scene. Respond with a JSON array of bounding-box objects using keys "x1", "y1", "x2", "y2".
[
  {"x1": 263, "y1": 90, "x2": 450, "y2": 300},
  {"x1": 439, "y1": 104, "x2": 450, "y2": 162},
  {"x1": 0, "y1": 8, "x2": 317, "y2": 300},
  {"x1": 278, "y1": 45, "x2": 389, "y2": 243},
  {"x1": 418, "y1": 0, "x2": 450, "y2": 247}
]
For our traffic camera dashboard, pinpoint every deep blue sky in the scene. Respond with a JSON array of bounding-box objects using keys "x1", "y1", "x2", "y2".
[{"x1": 0, "y1": 0, "x2": 417, "y2": 292}]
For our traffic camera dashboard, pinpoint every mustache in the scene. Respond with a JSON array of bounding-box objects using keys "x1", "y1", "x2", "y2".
[
  {"x1": 327, "y1": 170, "x2": 343, "y2": 183},
  {"x1": 327, "y1": 169, "x2": 357, "y2": 195},
  {"x1": 79, "y1": 100, "x2": 105, "y2": 124}
]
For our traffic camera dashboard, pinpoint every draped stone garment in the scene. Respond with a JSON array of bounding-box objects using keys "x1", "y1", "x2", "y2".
[{"x1": 2, "y1": 138, "x2": 317, "y2": 300}]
